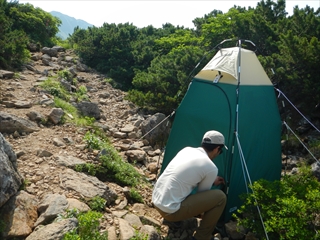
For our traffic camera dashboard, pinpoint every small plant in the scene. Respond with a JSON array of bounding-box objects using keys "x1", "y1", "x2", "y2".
[
  {"x1": 53, "y1": 38, "x2": 72, "y2": 50},
  {"x1": 129, "y1": 230, "x2": 148, "y2": 240},
  {"x1": 63, "y1": 211, "x2": 108, "y2": 240},
  {"x1": 13, "y1": 72, "x2": 20, "y2": 79},
  {"x1": 82, "y1": 130, "x2": 147, "y2": 187},
  {"x1": 58, "y1": 69, "x2": 74, "y2": 83},
  {"x1": 56, "y1": 208, "x2": 80, "y2": 221},
  {"x1": 74, "y1": 163, "x2": 107, "y2": 177},
  {"x1": 74, "y1": 85, "x2": 89, "y2": 102},
  {"x1": 308, "y1": 138, "x2": 320, "y2": 160},
  {"x1": 74, "y1": 164, "x2": 84, "y2": 172},
  {"x1": 87, "y1": 196, "x2": 107, "y2": 212},
  {"x1": 85, "y1": 163, "x2": 97, "y2": 176},
  {"x1": 40, "y1": 78, "x2": 70, "y2": 100},
  {"x1": 129, "y1": 188, "x2": 144, "y2": 203},
  {"x1": 84, "y1": 131, "x2": 103, "y2": 150},
  {"x1": 19, "y1": 178, "x2": 31, "y2": 190},
  {"x1": 0, "y1": 219, "x2": 6, "y2": 233},
  {"x1": 40, "y1": 117, "x2": 48, "y2": 125},
  {"x1": 99, "y1": 149, "x2": 142, "y2": 187}
]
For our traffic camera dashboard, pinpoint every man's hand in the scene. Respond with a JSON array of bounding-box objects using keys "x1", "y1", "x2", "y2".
[{"x1": 213, "y1": 176, "x2": 225, "y2": 186}]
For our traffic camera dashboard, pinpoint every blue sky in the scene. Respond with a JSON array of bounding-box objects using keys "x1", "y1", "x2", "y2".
[{"x1": 19, "y1": 1, "x2": 320, "y2": 28}]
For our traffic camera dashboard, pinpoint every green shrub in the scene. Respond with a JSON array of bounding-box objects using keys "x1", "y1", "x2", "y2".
[
  {"x1": 54, "y1": 97, "x2": 77, "y2": 114},
  {"x1": 19, "y1": 178, "x2": 31, "y2": 190},
  {"x1": 129, "y1": 231, "x2": 148, "y2": 240},
  {"x1": 0, "y1": 219, "x2": 6, "y2": 234},
  {"x1": 129, "y1": 188, "x2": 144, "y2": 203},
  {"x1": 82, "y1": 130, "x2": 146, "y2": 191},
  {"x1": 234, "y1": 166, "x2": 320, "y2": 240},
  {"x1": 84, "y1": 131, "x2": 103, "y2": 150},
  {"x1": 74, "y1": 85, "x2": 89, "y2": 102},
  {"x1": 54, "y1": 38, "x2": 72, "y2": 50},
  {"x1": 99, "y1": 149, "x2": 142, "y2": 187},
  {"x1": 40, "y1": 78, "x2": 69, "y2": 100},
  {"x1": 58, "y1": 69, "x2": 74, "y2": 83},
  {"x1": 63, "y1": 211, "x2": 107, "y2": 240},
  {"x1": 308, "y1": 139, "x2": 320, "y2": 160},
  {"x1": 87, "y1": 196, "x2": 107, "y2": 212},
  {"x1": 53, "y1": 98, "x2": 95, "y2": 127}
]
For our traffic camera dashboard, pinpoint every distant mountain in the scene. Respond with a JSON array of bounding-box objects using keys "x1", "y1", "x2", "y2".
[{"x1": 50, "y1": 11, "x2": 94, "y2": 40}]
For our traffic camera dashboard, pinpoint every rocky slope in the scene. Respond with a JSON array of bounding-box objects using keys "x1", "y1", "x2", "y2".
[
  {"x1": 3, "y1": 46, "x2": 316, "y2": 240},
  {"x1": 0, "y1": 47, "x2": 220, "y2": 240}
]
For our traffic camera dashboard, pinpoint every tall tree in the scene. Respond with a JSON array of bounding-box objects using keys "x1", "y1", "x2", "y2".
[
  {"x1": 0, "y1": 0, "x2": 29, "y2": 69},
  {"x1": 127, "y1": 45, "x2": 206, "y2": 114},
  {"x1": 274, "y1": 6, "x2": 320, "y2": 111},
  {"x1": 5, "y1": 2, "x2": 61, "y2": 46}
]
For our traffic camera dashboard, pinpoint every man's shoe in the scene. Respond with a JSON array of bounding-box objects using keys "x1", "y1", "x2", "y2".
[{"x1": 162, "y1": 219, "x2": 182, "y2": 229}]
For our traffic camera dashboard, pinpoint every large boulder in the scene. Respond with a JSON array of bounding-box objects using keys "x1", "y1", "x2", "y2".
[
  {"x1": 140, "y1": 113, "x2": 171, "y2": 147},
  {"x1": 0, "y1": 111, "x2": 39, "y2": 134},
  {"x1": 41, "y1": 47, "x2": 58, "y2": 57},
  {"x1": 0, "y1": 133, "x2": 22, "y2": 207},
  {"x1": 0, "y1": 191, "x2": 38, "y2": 239},
  {"x1": 72, "y1": 101, "x2": 101, "y2": 119}
]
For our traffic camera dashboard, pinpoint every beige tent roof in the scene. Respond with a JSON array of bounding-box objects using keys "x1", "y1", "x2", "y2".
[{"x1": 195, "y1": 47, "x2": 272, "y2": 86}]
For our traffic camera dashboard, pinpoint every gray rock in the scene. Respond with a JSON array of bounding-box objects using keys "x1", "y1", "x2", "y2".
[
  {"x1": 125, "y1": 150, "x2": 146, "y2": 162},
  {"x1": 225, "y1": 221, "x2": 245, "y2": 240},
  {"x1": 34, "y1": 194, "x2": 69, "y2": 227},
  {"x1": 26, "y1": 111, "x2": 45, "y2": 122},
  {"x1": 28, "y1": 43, "x2": 40, "y2": 52},
  {"x1": 0, "y1": 133, "x2": 22, "y2": 207},
  {"x1": 121, "y1": 124, "x2": 136, "y2": 133},
  {"x1": 41, "y1": 54, "x2": 51, "y2": 61},
  {"x1": 36, "y1": 149, "x2": 53, "y2": 157},
  {"x1": 41, "y1": 47, "x2": 58, "y2": 57},
  {"x1": 39, "y1": 98, "x2": 54, "y2": 106},
  {"x1": 118, "y1": 217, "x2": 135, "y2": 240},
  {"x1": 60, "y1": 79, "x2": 72, "y2": 91},
  {"x1": 140, "y1": 225, "x2": 161, "y2": 240},
  {"x1": 30, "y1": 53, "x2": 41, "y2": 61},
  {"x1": 124, "y1": 213, "x2": 143, "y2": 229},
  {"x1": 48, "y1": 108, "x2": 64, "y2": 124},
  {"x1": 0, "y1": 111, "x2": 39, "y2": 134},
  {"x1": 55, "y1": 155, "x2": 85, "y2": 167},
  {"x1": 113, "y1": 131, "x2": 127, "y2": 138},
  {"x1": 67, "y1": 198, "x2": 90, "y2": 212},
  {"x1": 53, "y1": 138, "x2": 66, "y2": 147},
  {"x1": 36, "y1": 76, "x2": 48, "y2": 82},
  {"x1": 76, "y1": 62, "x2": 89, "y2": 72},
  {"x1": 0, "y1": 191, "x2": 38, "y2": 239},
  {"x1": 107, "y1": 226, "x2": 117, "y2": 240},
  {"x1": 25, "y1": 64, "x2": 39, "y2": 73},
  {"x1": 52, "y1": 46, "x2": 65, "y2": 52},
  {"x1": 26, "y1": 218, "x2": 78, "y2": 240},
  {"x1": 311, "y1": 162, "x2": 320, "y2": 181},
  {"x1": 140, "y1": 113, "x2": 170, "y2": 147},
  {"x1": 0, "y1": 70, "x2": 14, "y2": 79},
  {"x1": 14, "y1": 100, "x2": 32, "y2": 108},
  {"x1": 61, "y1": 169, "x2": 117, "y2": 205},
  {"x1": 2, "y1": 101, "x2": 16, "y2": 108},
  {"x1": 73, "y1": 101, "x2": 101, "y2": 119}
]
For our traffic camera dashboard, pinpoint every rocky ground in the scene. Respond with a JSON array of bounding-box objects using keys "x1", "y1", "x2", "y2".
[
  {"x1": 1, "y1": 47, "x2": 232, "y2": 240},
  {"x1": 2, "y1": 46, "x2": 319, "y2": 240}
]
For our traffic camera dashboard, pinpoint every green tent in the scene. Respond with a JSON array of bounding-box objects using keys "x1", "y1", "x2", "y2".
[{"x1": 160, "y1": 44, "x2": 282, "y2": 222}]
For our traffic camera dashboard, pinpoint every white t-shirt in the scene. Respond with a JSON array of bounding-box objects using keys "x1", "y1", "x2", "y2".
[{"x1": 152, "y1": 147, "x2": 218, "y2": 213}]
